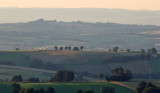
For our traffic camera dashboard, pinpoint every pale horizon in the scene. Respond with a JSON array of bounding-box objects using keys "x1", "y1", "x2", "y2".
[{"x1": 0, "y1": 0, "x2": 160, "y2": 10}]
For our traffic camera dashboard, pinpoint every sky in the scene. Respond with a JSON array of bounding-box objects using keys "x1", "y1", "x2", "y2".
[{"x1": 0, "y1": 0, "x2": 160, "y2": 10}]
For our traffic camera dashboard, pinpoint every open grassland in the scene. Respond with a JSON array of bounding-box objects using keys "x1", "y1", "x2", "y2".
[{"x1": 0, "y1": 82, "x2": 135, "y2": 93}]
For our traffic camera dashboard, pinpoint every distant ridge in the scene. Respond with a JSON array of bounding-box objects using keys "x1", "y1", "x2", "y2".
[{"x1": 0, "y1": 8, "x2": 160, "y2": 25}]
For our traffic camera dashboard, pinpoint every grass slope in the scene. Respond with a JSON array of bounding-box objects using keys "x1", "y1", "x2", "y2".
[{"x1": 0, "y1": 82, "x2": 135, "y2": 93}]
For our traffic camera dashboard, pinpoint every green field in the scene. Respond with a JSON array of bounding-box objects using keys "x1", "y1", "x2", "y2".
[{"x1": 0, "y1": 82, "x2": 135, "y2": 93}]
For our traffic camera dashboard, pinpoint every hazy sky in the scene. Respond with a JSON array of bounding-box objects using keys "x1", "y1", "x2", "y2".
[{"x1": 0, "y1": 0, "x2": 160, "y2": 10}]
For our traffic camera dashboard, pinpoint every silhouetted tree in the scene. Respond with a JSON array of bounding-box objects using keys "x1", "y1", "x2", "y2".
[
  {"x1": 100, "y1": 86, "x2": 115, "y2": 93},
  {"x1": 73, "y1": 47, "x2": 79, "y2": 51},
  {"x1": 46, "y1": 87, "x2": 55, "y2": 93},
  {"x1": 60, "y1": 47, "x2": 64, "y2": 50},
  {"x1": 113, "y1": 47, "x2": 118, "y2": 52},
  {"x1": 68, "y1": 46, "x2": 72, "y2": 50},
  {"x1": 65, "y1": 46, "x2": 68, "y2": 50},
  {"x1": 80, "y1": 46, "x2": 84, "y2": 51},
  {"x1": 98, "y1": 74, "x2": 104, "y2": 79},
  {"x1": 75, "y1": 90, "x2": 83, "y2": 93},
  {"x1": 35, "y1": 88, "x2": 45, "y2": 93},
  {"x1": 126, "y1": 49, "x2": 131, "y2": 53},
  {"x1": 85, "y1": 89, "x2": 94, "y2": 93},
  {"x1": 54, "y1": 46, "x2": 58, "y2": 51},
  {"x1": 12, "y1": 83, "x2": 21, "y2": 93},
  {"x1": 11, "y1": 75, "x2": 23, "y2": 82},
  {"x1": 141, "y1": 49, "x2": 146, "y2": 54}
]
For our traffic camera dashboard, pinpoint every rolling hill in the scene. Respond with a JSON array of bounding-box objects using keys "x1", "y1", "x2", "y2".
[
  {"x1": 0, "y1": 20, "x2": 160, "y2": 50},
  {"x1": 0, "y1": 50, "x2": 159, "y2": 81}
]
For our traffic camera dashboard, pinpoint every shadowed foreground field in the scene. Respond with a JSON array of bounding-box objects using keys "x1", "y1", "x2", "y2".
[{"x1": 0, "y1": 82, "x2": 135, "y2": 93}]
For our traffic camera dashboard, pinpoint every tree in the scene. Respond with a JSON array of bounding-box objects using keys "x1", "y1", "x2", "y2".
[
  {"x1": 68, "y1": 46, "x2": 72, "y2": 50},
  {"x1": 59, "y1": 47, "x2": 64, "y2": 50},
  {"x1": 15, "y1": 48, "x2": 19, "y2": 51},
  {"x1": 64, "y1": 70, "x2": 75, "y2": 81},
  {"x1": 109, "y1": 49, "x2": 112, "y2": 52},
  {"x1": 136, "y1": 81, "x2": 157, "y2": 93},
  {"x1": 80, "y1": 46, "x2": 84, "y2": 51},
  {"x1": 85, "y1": 89, "x2": 94, "y2": 93},
  {"x1": 46, "y1": 87, "x2": 55, "y2": 93},
  {"x1": 98, "y1": 74, "x2": 104, "y2": 79},
  {"x1": 136, "y1": 81, "x2": 147, "y2": 93},
  {"x1": 50, "y1": 70, "x2": 75, "y2": 82},
  {"x1": 100, "y1": 86, "x2": 115, "y2": 93},
  {"x1": 141, "y1": 49, "x2": 146, "y2": 54},
  {"x1": 143, "y1": 87, "x2": 157, "y2": 93},
  {"x1": 113, "y1": 47, "x2": 118, "y2": 52},
  {"x1": 35, "y1": 88, "x2": 45, "y2": 93},
  {"x1": 65, "y1": 46, "x2": 68, "y2": 50},
  {"x1": 126, "y1": 49, "x2": 131, "y2": 53},
  {"x1": 75, "y1": 90, "x2": 83, "y2": 93},
  {"x1": 25, "y1": 88, "x2": 35, "y2": 93},
  {"x1": 54, "y1": 46, "x2": 58, "y2": 51},
  {"x1": 26, "y1": 77, "x2": 40, "y2": 83},
  {"x1": 12, "y1": 83, "x2": 21, "y2": 93},
  {"x1": 110, "y1": 67, "x2": 132, "y2": 81},
  {"x1": 19, "y1": 88, "x2": 26, "y2": 93},
  {"x1": 11, "y1": 75, "x2": 23, "y2": 82},
  {"x1": 73, "y1": 47, "x2": 80, "y2": 51}
]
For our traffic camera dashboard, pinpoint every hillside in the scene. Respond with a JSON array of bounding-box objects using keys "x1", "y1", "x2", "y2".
[
  {"x1": 0, "y1": 20, "x2": 160, "y2": 50},
  {"x1": 0, "y1": 50, "x2": 159, "y2": 80},
  {"x1": 0, "y1": 82, "x2": 135, "y2": 93}
]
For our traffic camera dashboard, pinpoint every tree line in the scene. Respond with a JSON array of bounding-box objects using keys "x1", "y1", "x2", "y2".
[
  {"x1": 12, "y1": 83, "x2": 115, "y2": 93},
  {"x1": 136, "y1": 81, "x2": 160, "y2": 93},
  {"x1": 54, "y1": 46, "x2": 84, "y2": 51},
  {"x1": 98, "y1": 67, "x2": 133, "y2": 82},
  {"x1": 11, "y1": 70, "x2": 75, "y2": 83},
  {"x1": 12, "y1": 83, "x2": 55, "y2": 93}
]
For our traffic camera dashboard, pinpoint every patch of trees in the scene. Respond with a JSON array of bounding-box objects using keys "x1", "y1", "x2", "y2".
[
  {"x1": 50, "y1": 70, "x2": 75, "y2": 82},
  {"x1": 106, "y1": 67, "x2": 132, "y2": 81},
  {"x1": 12, "y1": 83, "x2": 55, "y2": 93},
  {"x1": 25, "y1": 77, "x2": 40, "y2": 83},
  {"x1": 54, "y1": 46, "x2": 84, "y2": 51},
  {"x1": 136, "y1": 81, "x2": 160, "y2": 93},
  {"x1": 100, "y1": 86, "x2": 115, "y2": 93},
  {"x1": 75, "y1": 86, "x2": 115, "y2": 93},
  {"x1": 11, "y1": 75, "x2": 23, "y2": 82}
]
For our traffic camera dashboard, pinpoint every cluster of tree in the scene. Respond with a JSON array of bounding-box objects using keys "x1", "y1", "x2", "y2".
[
  {"x1": 12, "y1": 83, "x2": 55, "y2": 93},
  {"x1": 11, "y1": 75, "x2": 23, "y2": 82},
  {"x1": 106, "y1": 67, "x2": 132, "y2": 81},
  {"x1": 75, "y1": 86, "x2": 115, "y2": 93},
  {"x1": 140, "y1": 48, "x2": 160, "y2": 59},
  {"x1": 100, "y1": 86, "x2": 115, "y2": 93},
  {"x1": 25, "y1": 77, "x2": 40, "y2": 83},
  {"x1": 54, "y1": 46, "x2": 84, "y2": 51},
  {"x1": 50, "y1": 70, "x2": 75, "y2": 82},
  {"x1": 30, "y1": 58, "x2": 61, "y2": 70},
  {"x1": 136, "y1": 81, "x2": 160, "y2": 93}
]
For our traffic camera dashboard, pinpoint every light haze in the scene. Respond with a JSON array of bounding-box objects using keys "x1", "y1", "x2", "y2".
[{"x1": 0, "y1": 0, "x2": 160, "y2": 10}]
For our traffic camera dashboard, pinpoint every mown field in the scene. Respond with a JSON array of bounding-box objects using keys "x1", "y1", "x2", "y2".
[{"x1": 0, "y1": 82, "x2": 135, "y2": 93}]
